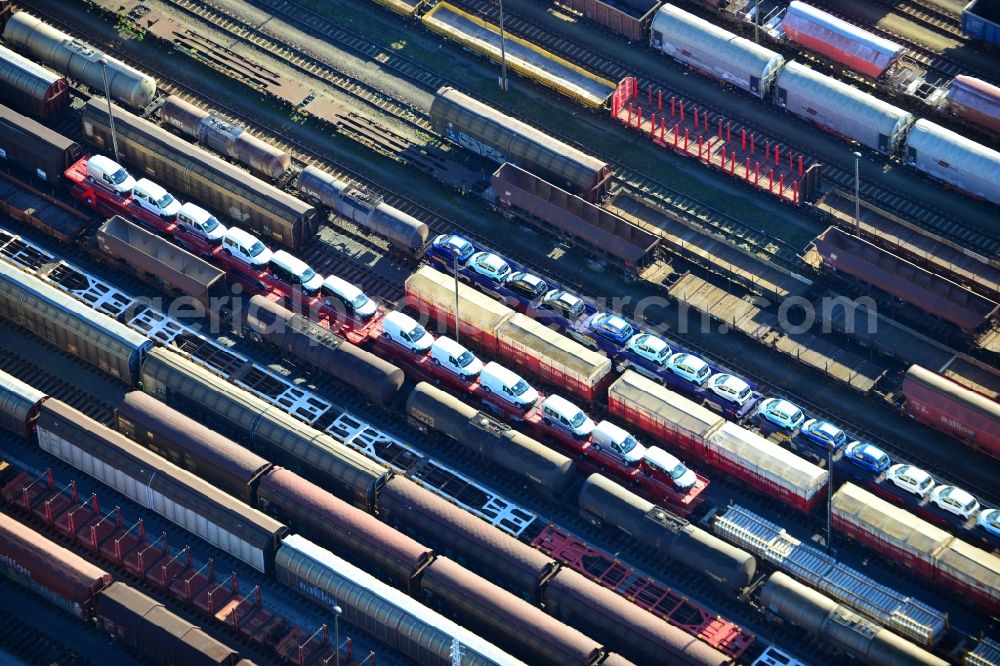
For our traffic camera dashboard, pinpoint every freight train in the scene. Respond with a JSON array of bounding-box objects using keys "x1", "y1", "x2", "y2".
[
  {"x1": 0, "y1": 359, "x2": 731, "y2": 666},
  {"x1": 0, "y1": 250, "x2": 751, "y2": 664},
  {"x1": 0, "y1": 512, "x2": 244, "y2": 666},
  {"x1": 3, "y1": 82, "x2": 993, "y2": 543}
]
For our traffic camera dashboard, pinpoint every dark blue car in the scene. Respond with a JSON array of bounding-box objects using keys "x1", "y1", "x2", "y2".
[
  {"x1": 800, "y1": 419, "x2": 849, "y2": 451},
  {"x1": 425, "y1": 234, "x2": 475, "y2": 268},
  {"x1": 583, "y1": 312, "x2": 635, "y2": 351},
  {"x1": 842, "y1": 441, "x2": 891, "y2": 473}
]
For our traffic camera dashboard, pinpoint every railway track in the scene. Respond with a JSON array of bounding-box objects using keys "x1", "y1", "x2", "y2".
[
  {"x1": 454, "y1": 0, "x2": 1000, "y2": 258},
  {"x1": 28, "y1": 0, "x2": 1000, "y2": 503},
  {"x1": 872, "y1": 0, "x2": 967, "y2": 41},
  {"x1": 0, "y1": 607, "x2": 98, "y2": 666},
  {"x1": 237, "y1": 0, "x2": 803, "y2": 270}
]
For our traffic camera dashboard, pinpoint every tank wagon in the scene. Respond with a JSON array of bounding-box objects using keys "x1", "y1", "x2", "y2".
[
  {"x1": 0, "y1": 367, "x2": 46, "y2": 439},
  {"x1": 780, "y1": 1, "x2": 904, "y2": 80},
  {"x1": 161, "y1": 96, "x2": 290, "y2": 180},
  {"x1": 276, "y1": 536, "x2": 527, "y2": 666},
  {"x1": 97, "y1": 216, "x2": 229, "y2": 313},
  {"x1": 243, "y1": 294, "x2": 404, "y2": 407},
  {"x1": 80, "y1": 97, "x2": 319, "y2": 250},
  {"x1": 944, "y1": 76, "x2": 1000, "y2": 136},
  {"x1": 296, "y1": 165, "x2": 429, "y2": 256},
  {"x1": 831, "y1": 484, "x2": 1000, "y2": 614},
  {"x1": 578, "y1": 474, "x2": 756, "y2": 590},
  {"x1": 3, "y1": 12, "x2": 155, "y2": 109},
  {"x1": 650, "y1": 4, "x2": 784, "y2": 98},
  {"x1": 0, "y1": 43, "x2": 68, "y2": 117},
  {"x1": 900, "y1": 365, "x2": 1000, "y2": 461},
  {"x1": 0, "y1": 511, "x2": 112, "y2": 620},
  {"x1": 139, "y1": 346, "x2": 390, "y2": 511},
  {"x1": 429, "y1": 87, "x2": 612, "y2": 202},
  {"x1": 406, "y1": 382, "x2": 576, "y2": 496},
  {"x1": 36, "y1": 397, "x2": 288, "y2": 573},
  {"x1": 94, "y1": 583, "x2": 242, "y2": 666},
  {"x1": 0, "y1": 259, "x2": 152, "y2": 386},
  {"x1": 760, "y1": 573, "x2": 948, "y2": 666},
  {"x1": 903, "y1": 119, "x2": 1000, "y2": 205},
  {"x1": 0, "y1": 103, "x2": 81, "y2": 184}
]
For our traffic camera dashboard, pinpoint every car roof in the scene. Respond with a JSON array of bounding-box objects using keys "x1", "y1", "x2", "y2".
[
  {"x1": 940, "y1": 486, "x2": 976, "y2": 504},
  {"x1": 178, "y1": 202, "x2": 213, "y2": 222},
  {"x1": 442, "y1": 234, "x2": 470, "y2": 248},
  {"x1": 476, "y1": 252, "x2": 508, "y2": 269},
  {"x1": 225, "y1": 227, "x2": 260, "y2": 246},
  {"x1": 593, "y1": 420, "x2": 628, "y2": 443},
  {"x1": 854, "y1": 442, "x2": 885, "y2": 457},
  {"x1": 543, "y1": 394, "x2": 583, "y2": 418},
  {"x1": 598, "y1": 313, "x2": 630, "y2": 329},
  {"x1": 814, "y1": 421, "x2": 843, "y2": 436},
  {"x1": 323, "y1": 274, "x2": 362, "y2": 298},
  {"x1": 270, "y1": 250, "x2": 310, "y2": 275},
  {"x1": 638, "y1": 334, "x2": 668, "y2": 350},
  {"x1": 433, "y1": 336, "x2": 467, "y2": 356},
  {"x1": 675, "y1": 353, "x2": 707, "y2": 369},
  {"x1": 714, "y1": 374, "x2": 747, "y2": 390},
  {"x1": 645, "y1": 446, "x2": 681, "y2": 469},
  {"x1": 482, "y1": 361, "x2": 521, "y2": 385},
  {"x1": 89, "y1": 154, "x2": 122, "y2": 172},
  {"x1": 771, "y1": 399, "x2": 799, "y2": 413},
  {"x1": 134, "y1": 178, "x2": 168, "y2": 198},
  {"x1": 384, "y1": 310, "x2": 419, "y2": 328},
  {"x1": 553, "y1": 290, "x2": 581, "y2": 305},
  {"x1": 895, "y1": 464, "x2": 931, "y2": 482},
  {"x1": 515, "y1": 272, "x2": 543, "y2": 285}
]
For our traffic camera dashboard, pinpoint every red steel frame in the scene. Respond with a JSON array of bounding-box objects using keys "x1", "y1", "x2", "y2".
[
  {"x1": 611, "y1": 78, "x2": 823, "y2": 205},
  {"x1": 1, "y1": 466, "x2": 344, "y2": 664},
  {"x1": 532, "y1": 524, "x2": 755, "y2": 659}
]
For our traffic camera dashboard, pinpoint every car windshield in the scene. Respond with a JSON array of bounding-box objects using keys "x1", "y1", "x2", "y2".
[
  {"x1": 351, "y1": 293, "x2": 370, "y2": 309},
  {"x1": 249, "y1": 241, "x2": 267, "y2": 257},
  {"x1": 456, "y1": 351, "x2": 475, "y2": 367},
  {"x1": 788, "y1": 408, "x2": 803, "y2": 423},
  {"x1": 619, "y1": 435, "x2": 639, "y2": 454},
  {"x1": 510, "y1": 379, "x2": 529, "y2": 396},
  {"x1": 202, "y1": 215, "x2": 220, "y2": 232},
  {"x1": 407, "y1": 323, "x2": 428, "y2": 340},
  {"x1": 570, "y1": 411, "x2": 587, "y2": 428},
  {"x1": 919, "y1": 476, "x2": 933, "y2": 490},
  {"x1": 697, "y1": 365, "x2": 711, "y2": 380},
  {"x1": 669, "y1": 464, "x2": 687, "y2": 480},
  {"x1": 111, "y1": 168, "x2": 129, "y2": 184},
  {"x1": 156, "y1": 193, "x2": 175, "y2": 208},
  {"x1": 738, "y1": 387, "x2": 751, "y2": 400},
  {"x1": 300, "y1": 268, "x2": 317, "y2": 283}
]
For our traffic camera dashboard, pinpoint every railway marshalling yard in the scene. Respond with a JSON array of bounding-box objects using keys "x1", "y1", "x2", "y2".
[{"x1": 1, "y1": 0, "x2": 999, "y2": 664}]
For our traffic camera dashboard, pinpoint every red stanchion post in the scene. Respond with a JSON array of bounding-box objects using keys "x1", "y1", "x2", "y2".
[
  {"x1": 730, "y1": 153, "x2": 736, "y2": 173},
  {"x1": 769, "y1": 169, "x2": 774, "y2": 192},
  {"x1": 684, "y1": 128, "x2": 690, "y2": 151},
  {"x1": 774, "y1": 144, "x2": 779, "y2": 164},
  {"x1": 754, "y1": 162, "x2": 760, "y2": 185},
  {"x1": 694, "y1": 107, "x2": 699, "y2": 126},
  {"x1": 718, "y1": 117, "x2": 722, "y2": 138},
  {"x1": 650, "y1": 114, "x2": 656, "y2": 138},
  {"x1": 637, "y1": 107, "x2": 643, "y2": 129},
  {"x1": 673, "y1": 124, "x2": 679, "y2": 148},
  {"x1": 721, "y1": 146, "x2": 726, "y2": 167},
  {"x1": 679, "y1": 100, "x2": 685, "y2": 121},
  {"x1": 698, "y1": 135, "x2": 703, "y2": 159},
  {"x1": 779, "y1": 173, "x2": 785, "y2": 194},
  {"x1": 658, "y1": 89, "x2": 663, "y2": 112},
  {"x1": 741, "y1": 128, "x2": 746, "y2": 152},
  {"x1": 671, "y1": 96, "x2": 676, "y2": 118},
  {"x1": 750, "y1": 133, "x2": 755, "y2": 154},
  {"x1": 660, "y1": 117, "x2": 666, "y2": 140},
  {"x1": 727, "y1": 122, "x2": 731, "y2": 144},
  {"x1": 794, "y1": 180, "x2": 799, "y2": 203},
  {"x1": 744, "y1": 157, "x2": 750, "y2": 179},
  {"x1": 798, "y1": 154, "x2": 803, "y2": 178}
]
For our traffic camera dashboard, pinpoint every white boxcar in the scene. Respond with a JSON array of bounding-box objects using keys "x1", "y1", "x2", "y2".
[
  {"x1": 775, "y1": 61, "x2": 914, "y2": 154},
  {"x1": 404, "y1": 265, "x2": 514, "y2": 351},
  {"x1": 275, "y1": 534, "x2": 526, "y2": 666},
  {"x1": 650, "y1": 4, "x2": 785, "y2": 98},
  {"x1": 904, "y1": 118, "x2": 1000, "y2": 205},
  {"x1": 36, "y1": 399, "x2": 286, "y2": 573},
  {"x1": 781, "y1": 2, "x2": 905, "y2": 79},
  {"x1": 705, "y1": 422, "x2": 828, "y2": 512}
]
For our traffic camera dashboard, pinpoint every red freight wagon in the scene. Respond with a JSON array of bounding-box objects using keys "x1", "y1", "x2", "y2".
[
  {"x1": 0, "y1": 512, "x2": 112, "y2": 618},
  {"x1": 901, "y1": 365, "x2": 1000, "y2": 460},
  {"x1": 608, "y1": 371, "x2": 827, "y2": 512}
]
